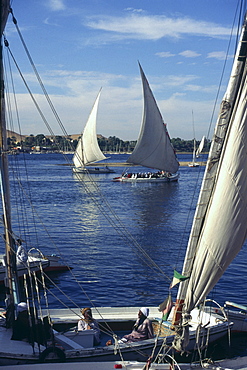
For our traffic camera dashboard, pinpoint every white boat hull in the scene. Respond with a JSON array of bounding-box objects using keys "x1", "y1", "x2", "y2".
[
  {"x1": 188, "y1": 162, "x2": 199, "y2": 167},
  {"x1": 0, "y1": 306, "x2": 232, "y2": 365},
  {"x1": 204, "y1": 302, "x2": 247, "y2": 333},
  {"x1": 0, "y1": 252, "x2": 71, "y2": 284},
  {"x1": 73, "y1": 166, "x2": 115, "y2": 174},
  {"x1": 0, "y1": 256, "x2": 49, "y2": 284},
  {"x1": 113, "y1": 173, "x2": 179, "y2": 182},
  {"x1": 28, "y1": 253, "x2": 72, "y2": 273},
  {"x1": 223, "y1": 301, "x2": 247, "y2": 332}
]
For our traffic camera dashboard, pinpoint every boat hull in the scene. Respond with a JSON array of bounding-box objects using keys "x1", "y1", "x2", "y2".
[
  {"x1": 73, "y1": 166, "x2": 115, "y2": 174},
  {"x1": 27, "y1": 253, "x2": 72, "y2": 273},
  {"x1": 218, "y1": 302, "x2": 247, "y2": 332},
  {"x1": 0, "y1": 257, "x2": 49, "y2": 284},
  {"x1": 113, "y1": 173, "x2": 179, "y2": 182},
  {"x1": 188, "y1": 163, "x2": 199, "y2": 167},
  {"x1": 0, "y1": 323, "x2": 230, "y2": 364},
  {"x1": 226, "y1": 310, "x2": 247, "y2": 332},
  {"x1": 0, "y1": 306, "x2": 232, "y2": 365}
]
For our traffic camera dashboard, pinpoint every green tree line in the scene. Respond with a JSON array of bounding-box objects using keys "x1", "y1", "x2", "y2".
[{"x1": 7, "y1": 133, "x2": 210, "y2": 153}]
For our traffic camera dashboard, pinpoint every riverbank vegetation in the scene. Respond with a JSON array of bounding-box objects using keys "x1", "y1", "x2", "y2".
[{"x1": 7, "y1": 131, "x2": 210, "y2": 153}]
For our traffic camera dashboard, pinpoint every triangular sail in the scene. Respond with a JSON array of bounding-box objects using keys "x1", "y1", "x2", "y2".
[
  {"x1": 192, "y1": 138, "x2": 196, "y2": 163},
  {"x1": 175, "y1": 13, "x2": 247, "y2": 317},
  {"x1": 196, "y1": 135, "x2": 205, "y2": 157},
  {"x1": 73, "y1": 90, "x2": 106, "y2": 168},
  {"x1": 127, "y1": 63, "x2": 179, "y2": 173},
  {"x1": 73, "y1": 136, "x2": 83, "y2": 168}
]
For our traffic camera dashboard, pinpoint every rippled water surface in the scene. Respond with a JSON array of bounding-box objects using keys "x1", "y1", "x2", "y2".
[{"x1": 1, "y1": 152, "x2": 247, "y2": 358}]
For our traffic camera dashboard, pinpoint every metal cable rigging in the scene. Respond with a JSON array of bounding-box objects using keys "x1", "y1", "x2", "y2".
[{"x1": 4, "y1": 7, "x2": 173, "y2": 284}]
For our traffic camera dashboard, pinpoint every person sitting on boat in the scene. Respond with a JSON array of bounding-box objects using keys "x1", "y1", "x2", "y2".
[
  {"x1": 16, "y1": 239, "x2": 28, "y2": 264},
  {"x1": 106, "y1": 307, "x2": 153, "y2": 346},
  {"x1": 11, "y1": 302, "x2": 30, "y2": 342},
  {"x1": 119, "y1": 307, "x2": 153, "y2": 343},
  {"x1": 78, "y1": 307, "x2": 100, "y2": 345}
]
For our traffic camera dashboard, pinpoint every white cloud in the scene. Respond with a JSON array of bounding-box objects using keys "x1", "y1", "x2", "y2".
[
  {"x1": 179, "y1": 50, "x2": 201, "y2": 58},
  {"x1": 153, "y1": 94, "x2": 216, "y2": 140},
  {"x1": 10, "y1": 67, "x2": 220, "y2": 141},
  {"x1": 207, "y1": 51, "x2": 232, "y2": 60},
  {"x1": 124, "y1": 8, "x2": 144, "y2": 14},
  {"x1": 183, "y1": 84, "x2": 217, "y2": 93},
  {"x1": 43, "y1": 17, "x2": 60, "y2": 26},
  {"x1": 156, "y1": 51, "x2": 176, "y2": 58},
  {"x1": 47, "y1": 0, "x2": 66, "y2": 11},
  {"x1": 165, "y1": 75, "x2": 199, "y2": 87},
  {"x1": 85, "y1": 14, "x2": 233, "y2": 43},
  {"x1": 14, "y1": 88, "x2": 214, "y2": 140}
]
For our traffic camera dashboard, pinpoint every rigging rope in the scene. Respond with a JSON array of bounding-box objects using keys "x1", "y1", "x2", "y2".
[
  {"x1": 3, "y1": 8, "x2": 173, "y2": 287},
  {"x1": 3, "y1": 39, "x2": 40, "y2": 251},
  {"x1": 1, "y1": 8, "x2": 187, "y2": 353}
]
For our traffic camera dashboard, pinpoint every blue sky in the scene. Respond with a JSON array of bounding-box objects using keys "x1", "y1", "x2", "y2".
[{"x1": 4, "y1": 0, "x2": 242, "y2": 140}]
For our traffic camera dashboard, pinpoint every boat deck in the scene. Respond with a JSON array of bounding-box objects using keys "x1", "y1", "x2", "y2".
[{"x1": 0, "y1": 324, "x2": 45, "y2": 358}]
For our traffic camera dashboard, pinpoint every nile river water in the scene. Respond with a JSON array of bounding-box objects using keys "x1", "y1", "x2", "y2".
[{"x1": 1, "y1": 152, "x2": 247, "y2": 360}]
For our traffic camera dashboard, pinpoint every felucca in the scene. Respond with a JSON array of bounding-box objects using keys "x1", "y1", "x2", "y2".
[
  {"x1": 72, "y1": 90, "x2": 114, "y2": 174},
  {"x1": 113, "y1": 63, "x2": 179, "y2": 182}
]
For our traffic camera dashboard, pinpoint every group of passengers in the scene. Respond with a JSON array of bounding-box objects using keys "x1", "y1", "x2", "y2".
[
  {"x1": 9, "y1": 303, "x2": 154, "y2": 347},
  {"x1": 77, "y1": 306, "x2": 154, "y2": 346},
  {"x1": 123, "y1": 171, "x2": 171, "y2": 179}
]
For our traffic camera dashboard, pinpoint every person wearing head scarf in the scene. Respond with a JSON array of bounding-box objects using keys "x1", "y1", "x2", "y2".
[
  {"x1": 120, "y1": 307, "x2": 154, "y2": 343},
  {"x1": 77, "y1": 307, "x2": 100, "y2": 345}
]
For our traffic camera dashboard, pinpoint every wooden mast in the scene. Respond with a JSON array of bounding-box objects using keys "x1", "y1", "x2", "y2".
[{"x1": 0, "y1": 0, "x2": 19, "y2": 312}]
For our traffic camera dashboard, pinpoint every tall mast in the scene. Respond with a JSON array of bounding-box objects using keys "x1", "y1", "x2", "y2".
[{"x1": 0, "y1": 1, "x2": 19, "y2": 310}]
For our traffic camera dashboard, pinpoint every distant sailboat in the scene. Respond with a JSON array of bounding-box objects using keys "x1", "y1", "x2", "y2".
[
  {"x1": 72, "y1": 90, "x2": 114, "y2": 174},
  {"x1": 188, "y1": 136, "x2": 206, "y2": 167},
  {"x1": 188, "y1": 111, "x2": 205, "y2": 167},
  {"x1": 188, "y1": 138, "x2": 199, "y2": 167},
  {"x1": 113, "y1": 63, "x2": 179, "y2": 182}
]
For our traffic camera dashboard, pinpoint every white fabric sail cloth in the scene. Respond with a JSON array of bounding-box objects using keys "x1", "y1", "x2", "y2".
[
  {"x1": 127, "y1": 63, "x2": 179, "y2": 174},
  {"x1": 73, "y1": 90, "x2": 106, "y2": 168},
  {"x1": 177, "y1": 13, "x2": 247, "y2": 316},
  {"x1": 185, "y1": 92, "x2": 247, "y2": 313}
]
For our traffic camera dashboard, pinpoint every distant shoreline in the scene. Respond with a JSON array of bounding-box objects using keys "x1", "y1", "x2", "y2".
[{"x1": 86, "y1": 162, "x2": 206, "y2": 167}]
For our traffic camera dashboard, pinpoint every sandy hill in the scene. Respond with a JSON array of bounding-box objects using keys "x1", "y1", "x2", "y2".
[
  {"x1": 7, "y1": 130, "x2": 26, "y2": 142},
  {"x1": 7, "y1": 131, "x2": 105, "y2": 142}
]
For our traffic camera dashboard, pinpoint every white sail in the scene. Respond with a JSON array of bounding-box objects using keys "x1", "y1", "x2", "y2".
[
  {"x1": 127, "y1": 63, "x2": 179, "y2": 173},
  {"x1": 73, "y1": 90, "x2": 106, "y2": 168},
  {"x1": 195, "y1": 135, "x2": 205, "y2": 157},
  {"x1": 73, "y1": 135, "x2": 83, "y2": 168},
  {"x1": 175, "y1": 14, "x2": 247, "y2": 319},
  {"x1": 191, "y1": 138, "x2": 196, "y2": 163}
]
